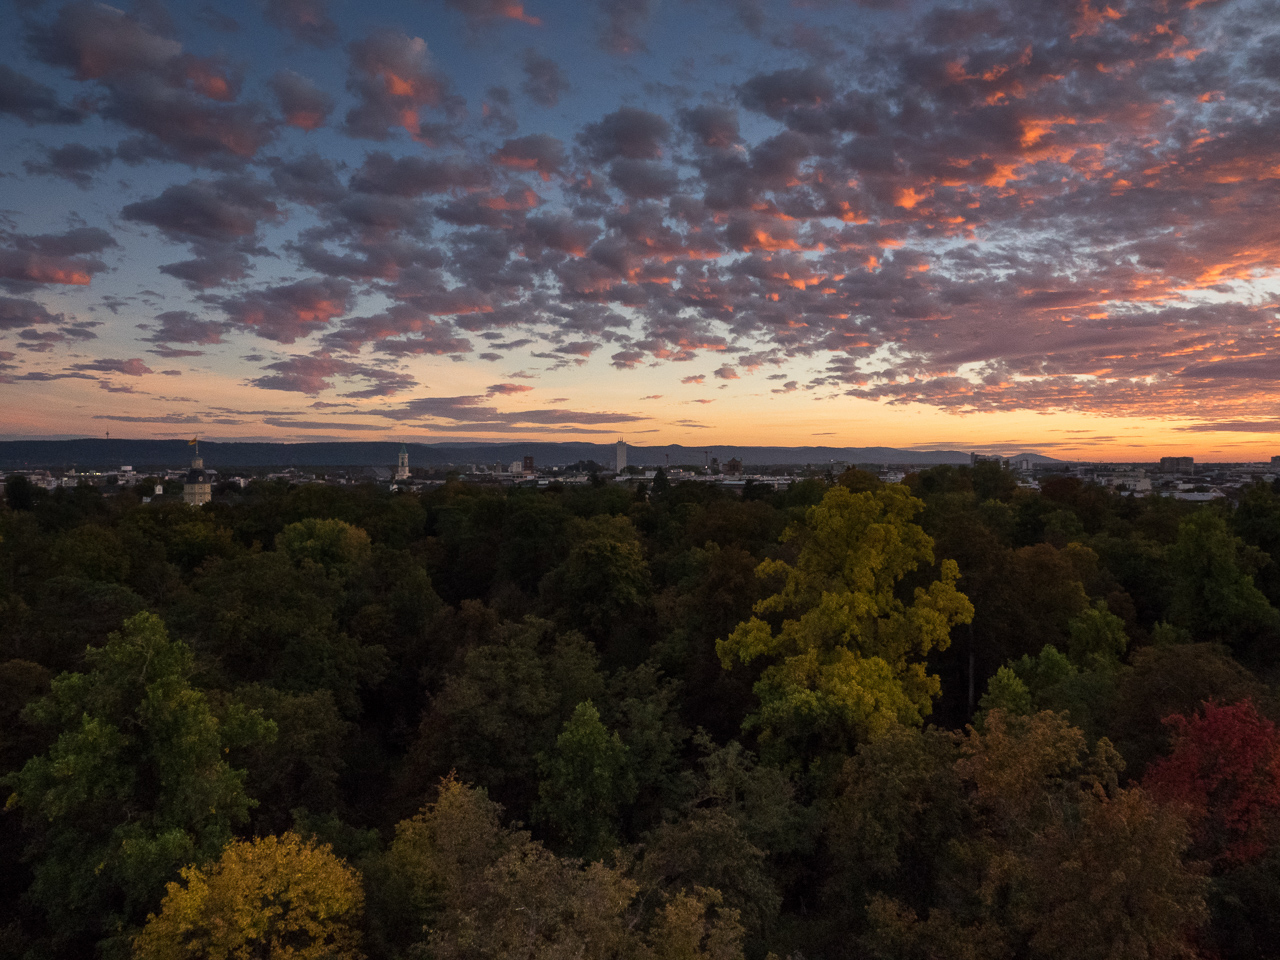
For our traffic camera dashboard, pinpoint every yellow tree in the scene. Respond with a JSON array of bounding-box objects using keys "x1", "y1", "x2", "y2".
[
  {"x1": 133, "y1": 833, "x2": 365, "y2": 960},
  {"x1": 717, "y1": 485, "x2": 973, "y2": 765}
]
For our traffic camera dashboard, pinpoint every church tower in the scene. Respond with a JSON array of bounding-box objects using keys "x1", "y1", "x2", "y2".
[
  {"x1": 183, "y1": 439, "x2": 212, "y2": 506},
  {"x1": 396, "y1": 443, "x2": 410, "y2": 480}
]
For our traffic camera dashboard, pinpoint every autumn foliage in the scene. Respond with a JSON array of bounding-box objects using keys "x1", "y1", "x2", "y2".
[{"x1": 1143, "y1": 699, "x2": 1280, "y2": 867}]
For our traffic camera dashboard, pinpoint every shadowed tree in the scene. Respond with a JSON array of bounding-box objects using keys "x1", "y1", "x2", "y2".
[{"x1": 3, "y1": 613, "x2": 272, "y2": 957}]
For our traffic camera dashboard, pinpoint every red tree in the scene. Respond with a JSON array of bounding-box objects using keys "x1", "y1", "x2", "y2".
[{"x1": 1143, "y1": 699, "x2": 1280, "y2": 867}]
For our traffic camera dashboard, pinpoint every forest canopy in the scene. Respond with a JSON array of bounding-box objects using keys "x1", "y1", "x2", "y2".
[{"x1": 3, "y1": 466, "x2": 1280, "y2": 959}]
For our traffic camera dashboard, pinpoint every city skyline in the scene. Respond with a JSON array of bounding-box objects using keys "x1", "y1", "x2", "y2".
[{"x1": 2, "y1": 0, "x2": 1279, "y2": 460}]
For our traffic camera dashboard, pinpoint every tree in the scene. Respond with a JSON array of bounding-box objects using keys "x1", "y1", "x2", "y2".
[
  {"x1": 1143, "y1": 699, "x2": 1280, "y2": 868},
  {"x1": 864, "y1": 711, "x2": 1207, "y2": 960},
  {"x1": 535, "y1": 700, "x2": 637, "y2": 861},
  {"x1": 133, "y1": 832, "x2": 364, "y2": 960},
  {"x1": 717, "y1": 485, "x2": 973, "y2": 766},
  {"x1": 1065, "y1": 600, "x2": 1127, "y2": 670},
  {"x1": 375, "y1": 777, "x2": 746, "y2": 960},
  {"x1": 3, "y1": 613, "x2": 271, "y2": 955},
  {"x1": 1167, "y1": 512, "x2": 1280, "y2": 660}
]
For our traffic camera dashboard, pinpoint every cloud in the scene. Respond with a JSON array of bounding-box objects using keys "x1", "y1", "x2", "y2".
[
  {"x1": 372, "y1": 394, "x2": 650, "y2": 429},
  {"x1": 521, "y1": 49, "x2": 568, "y2": 106},
  {"x1": 343, "y1": 29, "x2": 454, "y2": 141},
  {"x1": 0, "y1": 64, "x2": 84, "y2": 124},
  {"x1": 0, "y1": 227, "x2": 117, "y2": 290},
  {"x1": 23, "y1": 143, "x2": 114, "y2": 188},
  {"x1": 681, "y1": 375, "x2": 705, "y2": 384},
  {"x1": 578, "y1": 107, "x2": 670, "y2": 162},
  {"x1": 29, "y1": 1, "x2": 276, "y2": 162},
  {"x1": 487, "y1": 382, "x2": 534, "y2": 394},
  {"x1": 739, "y1": 66, "x2": 833, "y2": 118},
  {"x1": 70, "y1": 357, "x2": 153, "y2": 376},
  {"x1": 121, "y1": 176, "x2": 280, "y2": 288},
  {"x1": 597, "y1": 0, "x2": 654, "y2": 53},
  {"x1": 270, "y1": 70, "x2": 335, "y2": 130},
  {"x1": 141, "y1": 310, "x2": 232, "y2": 348},
  {"x1": 493, "y1": 133, "x2": 566, "y2": 180},
  {"x1": 250, "y1": 351, "x2": 417, "y2": 396},
  {"x1": 263, "y1": 0, "x2": 339, "y2": 47},
  {"x1": 442, "y1": 0, "x2": 542, "y2": 27},
  {"x1": 0, "y1": 296, "x2": 65, "y2": 330},
  {"x1": 680, "y1": 104, "x2": 739, "y2": 149},
  {"x1": 213, "y1": 277, "x2": 352, "y2": 343},
  {"x1": 713, "y1": 365, "x2": 739, "y2": 380},
  {"x1": 350, "y1": 151, "x2": 490, "y2": 196}
]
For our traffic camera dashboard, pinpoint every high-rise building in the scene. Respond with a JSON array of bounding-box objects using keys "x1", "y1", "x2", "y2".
[
  {"x1": 523, "y1": 455, "x2": 535, "y2": 473},
  {"x1": 1272, "y1": 455, "x2": 1280, "y2": 468},
  {"x1": 1159, "y1": 456, "x2": 1194, "y2": 474},
  {"x1": 616, "y1": 439, "x2": 627, "y2": 473},
  {"x1": 396, "y1": 444, "x2": 410, "y2": 480}
]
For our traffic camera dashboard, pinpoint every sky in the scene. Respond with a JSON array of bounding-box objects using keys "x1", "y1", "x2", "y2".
[{"x1": 1, "y1": 0, "x2": 1279, "y2": 459}]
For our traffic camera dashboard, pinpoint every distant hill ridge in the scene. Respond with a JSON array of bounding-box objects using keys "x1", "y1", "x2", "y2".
[{"x1": 0, "y1": 438, "x2": 1064, "y2": 470}]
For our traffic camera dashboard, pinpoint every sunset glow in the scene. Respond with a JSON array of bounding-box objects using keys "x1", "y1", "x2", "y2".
[{"x1": 2, "y1": 0, "x2": 1279, "y2": 459}]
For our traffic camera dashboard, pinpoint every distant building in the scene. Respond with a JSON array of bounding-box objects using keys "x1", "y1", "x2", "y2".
[
  {"x1": 396, "y1": 444, "x2": 410, "y2": 480},
  {"x1": 1272, "y1": 455, "x2": 1280, "y2": 468},
  {"x1": 523, "y1": 455, "x2": 535, "y2": 473},
  {"x1": 183, "y1": 455, "x2": 212, "y2": 507},
  {"x1": 616, "y1": 440, "x2": 627, "y2": 473},
  {"x1": 1160, "y1": 456, "x2": 1194, "y2": 474},
  {"x1": 725, "y1": 457, "x2": 743, "y2": 476}
]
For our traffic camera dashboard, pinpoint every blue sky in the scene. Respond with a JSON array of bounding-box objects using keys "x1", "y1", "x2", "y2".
[{"x1": 2, "y1": 0, "x2": 1279, "y2": 458}]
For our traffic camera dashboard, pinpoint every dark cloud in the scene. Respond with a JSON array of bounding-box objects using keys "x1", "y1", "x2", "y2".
[
  {"x1": 371, "y1": 393, "x2": 650, "y2": 428},
  {"x1": 343, "y1": 29, "x2": 455, "y2": 141},
  {"x1": 218, "y1": 277, "x2": 353, "y2": 343},
  {"x1": 142, "y1": 310, "x2": 232, "y2": 348},
  {"x1": 319, "y1": 302, "x2": 474, "y2": 354},
  {"x1": 350, "y1": 151, "x2": 490, "y2": 196},
  {"x1": 492, "y1": 133, "x2": 565, "y2": 180},
  {"x1": 70, "y1": 357, "x2": 153, "y2": 375},
  {"x1": 442, "y1": 0, "x2": 541, "y2": 27},
  {"x1": 578, "y1": 107, "x2": 671, "y2": 162},
  {"x1": 739, "y1": 66, "x2": 834, "y2": 118},
  {"x1": 250, "y1": 351, "x2": 417, "y2": 396},
  {"x1": 480, "y1": 86, "x2": 518, "y2": 135},
  {"x1": 263, "y1": 0, "x2": 339, "y2": 47},
  {"x1": 23, "y1": 143, "x2": 114, "y2": 188},
  {"x1": 269, "y1": 153, "x2": 346, "y2": 206},
  {"x1": 28, "y1": 1, "x2": 275, "y2": 163},
  {"x1": 680, "y1": 104, "x2": 739, "y2": 148},
  {"x1": 608, "y1": 158, "x2": 679, "y2": 199},
  {"x1": 0, "y1": 296, "x2": 64, "y2": 330},
  {"x1": 0, "y1": 64, "x2": 84, "y2": 124},
  {"x1": 0, "y1": 227, "x2": 117, "y2": 291},
  {"x1": 121, "y1": 176, "x2": 280, "y2": 288},
  {"x1": 597, "y1": 0, "x2": 654, "y2": 54},
  {"x1": 193, "y1": 5, "x2": 240, "y2": 33},
  {"x1": 521, "y1": 49, "x2": 569, "y2": 106},
  {"x1": 270, "y1": 70, "x2": 334, "y2": 130}
]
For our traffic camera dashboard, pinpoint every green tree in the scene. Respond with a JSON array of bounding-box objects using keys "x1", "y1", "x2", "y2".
[
  {"x1": 133, "y1": 832, "x2": 364, "y2": 960},
  {"x1": 1065, "y1": 600, "x2": 1128, "y2": 669},
  {"x1": 535, "y1": 700, "x2": 637, "y2": 861},
  {"x1": 717, "y1": 485, "x2": 973, "y2": 766},
  {"x1": 1167, "y1": 511, "x2": 1280, "y2": 661},
  {"x1": 3, "y1": 613, "x2": 271, "y2": 955}
]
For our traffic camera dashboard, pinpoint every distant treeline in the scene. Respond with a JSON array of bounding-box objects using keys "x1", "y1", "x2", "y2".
[
  {"x1": 3, "y1": 463, "x2": 1280, "y2": 959},
  {"x1": 0, "y1": 438, "x2": 998, "y2": 470}
]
